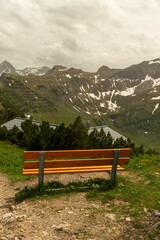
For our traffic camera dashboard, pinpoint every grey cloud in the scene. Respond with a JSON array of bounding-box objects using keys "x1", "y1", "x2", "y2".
[{"x1": 0, "y1": 0, "x2": 160, "y2": 71}]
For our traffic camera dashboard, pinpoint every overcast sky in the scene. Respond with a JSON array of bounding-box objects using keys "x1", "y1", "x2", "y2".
[{"x1": 0, "y1": 0, "x2": 160, "y2": 71}]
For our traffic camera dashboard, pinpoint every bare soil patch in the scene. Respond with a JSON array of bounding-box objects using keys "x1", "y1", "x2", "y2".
[{"x1": 0, "y1": 172, "x2": 159, "y2": 240}]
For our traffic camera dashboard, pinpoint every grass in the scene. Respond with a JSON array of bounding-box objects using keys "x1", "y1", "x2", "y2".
[
  {"x1": 0, "y1": 141, "x2": 159, "y2": 238},
  {"x1": 86, "y1": 154, "x2": 160, "y2": 212},
  {"x1": 0, "y1": 141, "x2": 27, "y2": 182},
  {"x1": 0, "y1": 141, "x2": 159, "y2": 212},
  {"x1": 32, "y1": 101, "x2": 95, "y2": 126},
  {"x1": 14, "y1": 154, "x2": 160, "y2": 216},
  {"x1": 15, "y1": 178, "x2": 111, "y2": 202}
]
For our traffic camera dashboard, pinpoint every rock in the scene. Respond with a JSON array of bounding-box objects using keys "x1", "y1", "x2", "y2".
[
  {"x1": 2, "y1": 212, "x2": 13, "y2": 219},
  {"x1": 145, "y1": 181, "x2": 151, "y2": 185},
  {"x1": 154, "y1": 211, "x2": 160, "y2": 217},
  {"x1": 10, "y1": 205, "x2": 16, "y2": 210},
  {"x1": 2, "y1": 213, "x2": 17, "y2": 223},
  {"x1": 144, "y1": 207, "x2": 148, "y2": 213},
  {"x1": 42, "y1": 231, "x2": 48, "y2": 236},
  {"x1": 17, "y1": 215, "x2": 27, "y2": 222},
  {"x1": 126, "y1": 217, "x2": 132, "y2": 222},
  {"x1": 105, "y1": 213, "x2": 116, "y2": 221},
  {"x1": 6, "y1": 234, "x2": 15, "y2": 239},
  {"x1": 56, "y1": 223, "x2": 71, "y2": 230},
  {"x1": 67, "y1": 211, "x2": 74, "y2": 214},
  {"x1": 52, "y1": 224, "x2": 57, "y2": 228}
]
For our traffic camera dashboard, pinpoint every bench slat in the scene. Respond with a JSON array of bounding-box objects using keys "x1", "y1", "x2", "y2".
[
  {"x1": 24, "y1": 148, "x2": 131, "y2": 160},
  {"x1": 23, "y1": 164, "x2": 124, "y2": 172},
  {"x1": 23, "y1": 157, "x2": 129, "y2": 169},
  {"x1": 23, "y1": 165, "x2": 125, "y2": 175}
]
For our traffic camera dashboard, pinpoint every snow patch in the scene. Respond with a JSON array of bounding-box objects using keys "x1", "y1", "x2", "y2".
[
  {"x1": 100, "y1": 79, "x2": 105, "y2": 81},
  {"x1": 72, "y1": 105, "x2": 80, "y2": 112},
  {"x1": 66, "y1": 74, "x2": 71, "y2": 79},
  {"x1": 8, "y1": 83, "x2": 11, "y2": 86},
  {"x1": 116, "y1": 75, "x2": 153, "y2": 97},
  {"x1": 85, "y1": 107, "x2": 90, "y2": 115},
  {"x1": 69, "y1": 98, "x2": 73, "y2": 103},
  {"x1": 152, "y1": 103, "x2": 159, "y2": 115},
  {"x1": 107, "y1": 90, "x2": 120, "y2": 111},
  {"x1": 144, "y1": 132, "x2": 148, "y2": 134},
  {"x1": 95, "y1": 106, "x2": 101, "y2": 115},
  {"x1": 25, "y1": 80, "x2": 28, "y2": 83},
  {"x1": 149, "y1": 60, "x2": 160, "y2": 65},
  {"x1": 87, "y1": 93, "x2": 100, "y2": 100},
  {"x1": 120, "y1": 87, "x2": 135, "y2": 96},
  {"x1": 152, "y1": 77, "x2": 160, "y2": 88},
  {"x1": 94, "y1": 75, "x2": 99, "y2": 84},
  {"x1": 100, "y1": 103, "x2": 105, "y2": 107},
  {"x1": 78, "y1": 95, "x2": 85, "y2": 104},
  {"x1": 101, "y1": 91, "x2": 111, "y2": 98},
  {"x1": 80, "y1": 85, "x2": 86, "y2": 92},
  {"x1": 152, "y1": 96, "x2": 160, "y2": 100}
]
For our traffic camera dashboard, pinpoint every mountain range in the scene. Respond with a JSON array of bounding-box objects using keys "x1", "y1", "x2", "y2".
[
  {"x1": 0, "y1": 60, "x2": 50, "y2": 76},
  {"x1": 0, "y1": 58, "x2": 160, "y2": 150}
]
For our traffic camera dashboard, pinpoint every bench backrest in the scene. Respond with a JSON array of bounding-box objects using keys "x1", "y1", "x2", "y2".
[{"x1": 23, "y1": 148, "x2": 130, "y2": 169}]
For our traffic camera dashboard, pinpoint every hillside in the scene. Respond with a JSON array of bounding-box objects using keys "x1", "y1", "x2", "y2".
[
  {"x1": 1, "y1": 58, "x2": 160, "y2": 148},
  {"x1": 0, "y1": 141, "x2": 160, "y2": 239}
]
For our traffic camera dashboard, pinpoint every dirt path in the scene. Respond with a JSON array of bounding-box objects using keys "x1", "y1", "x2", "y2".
[{"x1": 0, "y1": 172, "x2": 159, "y2": 240}]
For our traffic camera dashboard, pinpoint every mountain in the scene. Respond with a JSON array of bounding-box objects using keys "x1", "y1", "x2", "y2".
[
  {"x1": 1, "y1": 58, "x2": 160, "y2": 149},
  {"x1": 0, "y1": 61, "x2": 18, "y2": 76},
  {"x1": 0, "y1": 60, "x2": 50, "y2": 76},
  {"x1": 16, "y1": 66, "x2": 50, "y2": 76}
]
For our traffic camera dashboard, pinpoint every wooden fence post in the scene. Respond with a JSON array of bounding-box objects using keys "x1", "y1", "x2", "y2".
[{"x1": 110, "y1": 150, "x2": 120, "y2": 188}]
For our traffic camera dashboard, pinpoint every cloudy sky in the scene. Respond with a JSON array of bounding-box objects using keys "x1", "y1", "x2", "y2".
[{"x1": 0, "y1": 0, "x2": 160, "y2": 71}]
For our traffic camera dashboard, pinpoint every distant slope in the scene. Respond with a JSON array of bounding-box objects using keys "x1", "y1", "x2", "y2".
[{"x1": 1, "y1": 58, "x2": 160, "y2": 149}]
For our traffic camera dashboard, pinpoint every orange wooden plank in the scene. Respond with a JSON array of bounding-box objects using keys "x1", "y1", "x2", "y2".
[
  {"x1": 23, "y1": 164, "x2": 125, "y2": 172},
  {"x1": 23, "y1": 165, "x2": 125, "y2": 175},
  {"x1": 23, "y1": 157, "x2": 129, "y2": 169},
  {"x1": 24, "y1": 148, "x2": 131, "y2": 160}
]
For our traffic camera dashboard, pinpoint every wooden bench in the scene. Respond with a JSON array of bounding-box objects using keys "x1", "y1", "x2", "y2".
[{"x1": 23, "y1": 148, "x2": 130, "y2": 189}]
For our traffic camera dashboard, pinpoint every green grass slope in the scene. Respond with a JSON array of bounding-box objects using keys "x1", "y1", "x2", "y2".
[
  {"x1": 0, "y1": 141, "x2": 24, "y2": 182},
  {"x1": 99, "y1": 102, "x2": 160, "y2": 151}
]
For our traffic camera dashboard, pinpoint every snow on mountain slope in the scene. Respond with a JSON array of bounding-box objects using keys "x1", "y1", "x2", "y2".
[
  {"x1": 0, "y1": 60, "x2": 50, "y2": 76},
  {"x1": 1, "y1": 58, "x2": 160, "y2": 117}
]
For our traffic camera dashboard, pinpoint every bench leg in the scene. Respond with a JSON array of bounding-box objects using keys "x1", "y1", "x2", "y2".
[
  {"x1": 110, "y1": 150, "x2": 120, "y2": 189},
  {"x1": 38, "y1": 152, "x2": 45, "y2": 190}
]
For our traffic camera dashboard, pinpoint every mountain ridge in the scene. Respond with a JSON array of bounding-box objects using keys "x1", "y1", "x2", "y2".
[
  {"x1": 1, "y1": 57, "x2": 160, "y2": 149},
  {"x1": 0, "y1": 61, "x2": 51, "y2": 76}
]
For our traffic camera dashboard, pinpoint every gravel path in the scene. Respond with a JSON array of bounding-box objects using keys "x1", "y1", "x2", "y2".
[{"x1": 0, "y1": 172, "x2": 159, "y2": 240}]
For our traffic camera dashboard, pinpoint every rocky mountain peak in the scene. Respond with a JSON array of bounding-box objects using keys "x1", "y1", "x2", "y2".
[
  {"x1": 67, "y1": 67, "x2": 83, "y2": 75},
  {"x1": 0, "y1": 61, "x2": 18, "y2": 76},
  {"x1": 97, "y1": 65, "x2": 110, "y2": 72},
  {"x1": 52, "y1": 65, "x2": 68, "y2": 71}
]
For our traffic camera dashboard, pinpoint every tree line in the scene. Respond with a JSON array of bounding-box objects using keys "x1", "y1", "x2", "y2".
[{"x1": 0, "y1": 116, "x2": 145, "y2": 155}]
